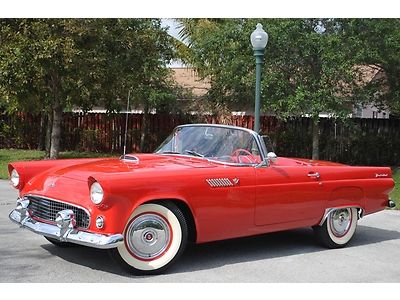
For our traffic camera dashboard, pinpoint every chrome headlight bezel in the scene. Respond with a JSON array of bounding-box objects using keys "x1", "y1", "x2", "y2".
[
  {"x1": 90, "y1": 181, "x2": 104, "y2": 205},
  {"x1": 10, "y1": 169, "x2": 20, "y2": 188}
]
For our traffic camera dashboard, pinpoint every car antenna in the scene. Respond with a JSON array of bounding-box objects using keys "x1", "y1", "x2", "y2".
[{"x1": 123, "y1": 89, "x2": 131, "y2": 159}]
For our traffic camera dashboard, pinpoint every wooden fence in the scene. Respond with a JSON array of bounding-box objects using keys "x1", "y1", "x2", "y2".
[{"x1": 1, "y1": 112, "x2": 399, "y2": 166}]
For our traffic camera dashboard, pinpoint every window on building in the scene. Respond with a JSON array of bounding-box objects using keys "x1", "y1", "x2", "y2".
[{"x1": 355, "y1": 105, "x2": 362, "y2": 118}]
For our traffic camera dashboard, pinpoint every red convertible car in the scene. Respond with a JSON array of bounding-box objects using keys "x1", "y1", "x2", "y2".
[{"x1": 9, "y1": 124, "x2": 395, "y2": 274}]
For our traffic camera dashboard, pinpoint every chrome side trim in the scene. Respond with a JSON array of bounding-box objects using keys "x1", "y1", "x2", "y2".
[
  {"x1": 9, "y1": 200, "x2": 123, "y2": 249},
  {"x1": 318, "y1": 206, "x2": 363, "y2": 226},
  {"x1": 375, "y1": 173, "x2": 389, "y2": 178},
  {"x1": 206, "y1": 178, "x2": 234, "y2": 188}
]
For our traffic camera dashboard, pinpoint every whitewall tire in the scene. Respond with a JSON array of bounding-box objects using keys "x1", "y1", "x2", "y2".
[
  {"x1": 109, "y1": 202, "x2": 188, "y2": 275},
  {"x1": 314, "y1": 207, "x2": 358, "y2": 248}
]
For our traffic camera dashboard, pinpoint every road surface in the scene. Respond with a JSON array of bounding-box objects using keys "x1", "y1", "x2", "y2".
[{"x1": 0, "y1": 179, "x2": 399, "y2": 282}]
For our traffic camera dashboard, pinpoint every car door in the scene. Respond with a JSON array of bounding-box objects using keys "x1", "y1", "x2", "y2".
[
  {"x1": 254, "y1": 164, "x2": 326, "y2": 226},
  {"x1": 192, "y1": 165, "x2": 256, "y2": 243}
]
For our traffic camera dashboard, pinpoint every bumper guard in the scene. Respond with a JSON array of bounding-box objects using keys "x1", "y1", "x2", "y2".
[{"x1": 9, "y1": 198, "x2": 123, "y2": 249}]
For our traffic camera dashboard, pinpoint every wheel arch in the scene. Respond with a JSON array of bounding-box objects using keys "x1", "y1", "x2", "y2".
[
  {"x1": 133, "y1": 198, "x2": 197, "y2": 244},
  {"x1": 318, "y1": 205, "x2": 364, "y2": 226}
]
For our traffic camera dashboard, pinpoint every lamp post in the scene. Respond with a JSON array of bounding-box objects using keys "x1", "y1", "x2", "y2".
[{"x1": 250, "y1": 23, "x2": 268, "y2": 133}]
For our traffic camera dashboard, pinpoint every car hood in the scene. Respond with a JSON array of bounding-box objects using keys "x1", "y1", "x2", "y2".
[{"x1": 51, "y1": 153, "x2": 217, "y2": 181}]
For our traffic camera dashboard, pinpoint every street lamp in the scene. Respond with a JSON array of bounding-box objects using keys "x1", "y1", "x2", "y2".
[{"x1": 250, "y1": 23, "x2": 268, "y2": 133}]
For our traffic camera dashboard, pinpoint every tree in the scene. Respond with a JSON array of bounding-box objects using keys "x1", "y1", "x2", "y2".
[
  {"x1": 342, "y1": 19, "x2": 400, "y2": 116},
  {"x1": 175, "y1": 19, "x2": 362, "y2": 159},
  {"x1": 0, "y1": 19, "x2": 178, "y2": 158}
]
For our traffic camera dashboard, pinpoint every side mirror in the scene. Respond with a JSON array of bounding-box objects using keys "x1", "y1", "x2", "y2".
[
  {"x1": 267, "y1": 152, "x2": 278, "y2": 164},
  {"x1": 257, "y1": 152, "x2": 278, "y2": 168}
]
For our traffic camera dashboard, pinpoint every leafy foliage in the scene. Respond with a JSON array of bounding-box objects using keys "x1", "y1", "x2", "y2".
[
  {"x1": 176, "y1": 19, "x2": 359, "y2": 119},
  {"x1": 0, "y1": 19, "x2": 179, "y2": 157},
  {"x1": 391, "y1": 168, "x2": 400, "y2": 208},
  {"x1": 342, "y1": 19, "x2": 400, "y2": 116},
  {"x1": 174, "y1": 18, "x2": 400, "y2": 159},
  {"x1": 0, "y1": 19, "x2": 178, "y2": 112}
]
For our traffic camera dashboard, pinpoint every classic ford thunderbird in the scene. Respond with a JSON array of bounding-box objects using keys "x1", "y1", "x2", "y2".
[{"x1": 9, "y1": 124, "x2": 395, "y2": 274}]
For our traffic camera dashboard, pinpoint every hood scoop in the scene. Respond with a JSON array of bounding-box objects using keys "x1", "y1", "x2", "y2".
[{"x1": 120, "y1": 154, "x2": 139, "y2": 163}]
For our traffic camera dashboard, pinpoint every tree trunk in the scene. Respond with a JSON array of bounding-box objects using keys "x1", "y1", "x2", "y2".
[
  {"x1": 49, "y1": 96, "x2": 62, "y2": 159},
  {"x1": 45, "y1": 110, "x2": 53, "y2": 159},
  {"x1": 311, "y1": 117, "x2": 320, "y2": 160},
  {"x1": 140, "y1": 102, "x2": 149, "y2": 152},
  {"x1": 49, "y1": 73, "x2": 62, "y2": 160},
  {"x1": 37, "y1": 112, "x2": 46, "y2": 151}
]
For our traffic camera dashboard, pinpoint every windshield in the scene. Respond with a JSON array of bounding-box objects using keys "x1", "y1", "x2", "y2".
[{"x1": 155, "y1": 125, "x2": 263, "y2": 165}]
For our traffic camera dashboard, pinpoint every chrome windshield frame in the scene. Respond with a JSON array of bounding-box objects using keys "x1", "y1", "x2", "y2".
[{"x1": 156, "y1": 124, "x2": 268, "y2": 167}]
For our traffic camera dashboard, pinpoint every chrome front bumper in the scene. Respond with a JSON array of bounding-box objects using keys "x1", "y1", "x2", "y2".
[{"x1": 9, "y1": 198, "x2": 124, "y2": 249}]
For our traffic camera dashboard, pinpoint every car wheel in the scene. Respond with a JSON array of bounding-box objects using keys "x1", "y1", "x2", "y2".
[
  {"x1": 44, "y1": 236, "x2": 78, "y2": 247},
  {"x1": 109, "y1": 202, "x2": 188, "y2": 275},
  {"x1": 313, "y1": 207, "x2": 358, "y2": 248}
]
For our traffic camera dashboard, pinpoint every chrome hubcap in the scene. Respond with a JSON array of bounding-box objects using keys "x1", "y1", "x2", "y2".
[
  {"x1": 126, "y1": 213, "x2": 170, "y2": 260},
  {"x1": 330, "y1": 208, "x2": 352, "y2": 237}
]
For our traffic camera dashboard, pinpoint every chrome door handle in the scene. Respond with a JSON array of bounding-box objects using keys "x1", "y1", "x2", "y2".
[{"x1": 308, "y1": 172, "x2": 320, "y2": 179}]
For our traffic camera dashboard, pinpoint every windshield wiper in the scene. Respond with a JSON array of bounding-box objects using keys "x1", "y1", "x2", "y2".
[{"x1": 184, "y1": 150, "x2": 204, "y2": 157}]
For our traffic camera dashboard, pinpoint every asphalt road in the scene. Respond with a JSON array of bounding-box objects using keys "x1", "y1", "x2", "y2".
[{"x1": 1, "y1": 180, "x2": 399, "y2": 283}]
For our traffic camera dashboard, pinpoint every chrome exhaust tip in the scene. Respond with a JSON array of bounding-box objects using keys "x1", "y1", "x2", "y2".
[{"x1": 388, "y1": 200, "x2": 396, "y2": 208}]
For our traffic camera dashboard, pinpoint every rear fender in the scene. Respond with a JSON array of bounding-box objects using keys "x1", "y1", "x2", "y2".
[
  {"x1": 318, "y1": 205, "x2": 364, "y2": 226},
  {"x1": 329, "y1": 186, "x2": 364, "y2": 209},
  {"x1": 317, "y1": 186, "x2": 366, "y2": 226}
]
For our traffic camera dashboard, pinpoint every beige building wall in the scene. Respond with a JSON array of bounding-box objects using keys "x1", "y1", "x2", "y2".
[{"x1": 171, "y1": 67, "x2": 210, "y2": 98}]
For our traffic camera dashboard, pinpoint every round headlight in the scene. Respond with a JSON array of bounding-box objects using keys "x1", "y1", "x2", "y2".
[
  {"x1": 90, "y1": 182, "x2": 104, "y2": 205},
  {"x1": 10, "y1": 169, "x2": 20, "y2": 188}
]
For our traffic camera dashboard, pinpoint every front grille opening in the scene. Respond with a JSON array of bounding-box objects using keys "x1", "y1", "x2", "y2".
[{"x1": 27, "y1": 196, "x2": 90, "y2": 229}]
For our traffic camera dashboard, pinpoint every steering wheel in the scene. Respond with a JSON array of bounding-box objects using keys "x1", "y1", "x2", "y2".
[{"x1": 231, "y1": 148, "x2": 257, "y2": 164}]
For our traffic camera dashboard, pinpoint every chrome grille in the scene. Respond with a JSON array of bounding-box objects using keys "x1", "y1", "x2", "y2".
[{"x1": 27, "y1": 195, "x2": 90, "y2": 229}]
